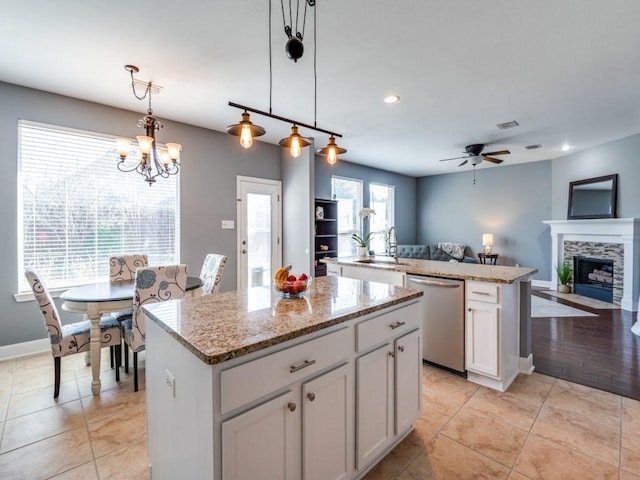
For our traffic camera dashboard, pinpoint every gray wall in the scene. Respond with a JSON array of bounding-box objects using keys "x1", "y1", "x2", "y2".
[
  {"x1": 0, "y1": 81, "x2": 281, "y2": 346},
  {"x1": 417, "y1": 161, "x2": 552, "y2": 279},
  {"x1": 315, "y1": 158, "x2": 418, "y2": 245},
  {"x1": 552, "y1": 134, "x2": 640, "y2": 220}
]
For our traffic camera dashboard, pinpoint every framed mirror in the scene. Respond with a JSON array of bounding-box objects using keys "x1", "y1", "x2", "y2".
[{"x1": 567, "y1": 174, "x2": 618, "y2": 219}]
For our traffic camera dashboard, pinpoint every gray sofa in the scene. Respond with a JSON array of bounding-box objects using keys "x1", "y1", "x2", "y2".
[{"x1": 397, "y1": 244, "x2": 477, "y2": 263}]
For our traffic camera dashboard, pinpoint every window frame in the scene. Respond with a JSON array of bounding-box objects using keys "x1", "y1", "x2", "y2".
[
  {"x1": 331, "y1": 175, "x2": 363, "y2": 257},
  {"x1": 15, "y1": 120, "x2": 180, "y2": 299},
  {"x1": 368, "y1": 182, "x2": 395, "y2": 255}
]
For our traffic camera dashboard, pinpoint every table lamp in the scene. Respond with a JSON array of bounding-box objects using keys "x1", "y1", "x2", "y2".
[{"x1": 482, "y1": 233, "x2": 494, "y2": 254}]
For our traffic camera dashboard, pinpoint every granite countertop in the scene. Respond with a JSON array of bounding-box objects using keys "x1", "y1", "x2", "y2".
[
  {"x1": 143, "y1": 275, "x2": 422, "y2": 365},
  {"x1": 322, "y1": 256, "x2": 538, "y2": 284}
]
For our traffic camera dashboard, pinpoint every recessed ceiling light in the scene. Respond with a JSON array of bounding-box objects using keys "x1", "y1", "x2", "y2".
[
  {"x1": 383, "y1": 94, "x2": 400, "y2": 104},
  {"x1": 561, "y1": 144, "x2": 571, "y2": 152}
]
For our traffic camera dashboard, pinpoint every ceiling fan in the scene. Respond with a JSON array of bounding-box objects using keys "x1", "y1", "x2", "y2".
[{"x1": 438, "y1": 144, "x2": 510, "y2": 167}]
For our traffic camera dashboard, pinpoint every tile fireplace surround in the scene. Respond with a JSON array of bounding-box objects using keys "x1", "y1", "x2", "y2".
[{"x1": 543, "y1": 218, "x2": 640, "y2": 313}]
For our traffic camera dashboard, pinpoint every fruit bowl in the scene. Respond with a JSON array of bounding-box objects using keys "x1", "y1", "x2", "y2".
[{"x1": 273, "y1": 276, "x2": 312, "y2": 298}]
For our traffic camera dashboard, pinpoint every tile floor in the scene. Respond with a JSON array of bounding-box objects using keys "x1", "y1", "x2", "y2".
[{"x1": 0, "y1": 351, "x2": 639, "y2": 479}]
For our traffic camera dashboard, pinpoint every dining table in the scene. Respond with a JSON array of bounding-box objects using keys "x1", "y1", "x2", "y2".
[{"x1": 60, "y1": 276, "x2": 203, "y2": 395}]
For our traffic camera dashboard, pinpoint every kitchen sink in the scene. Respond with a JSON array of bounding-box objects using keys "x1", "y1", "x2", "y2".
[{"x1": 353, "y1": 258, "x2": 408, "y2": 266}]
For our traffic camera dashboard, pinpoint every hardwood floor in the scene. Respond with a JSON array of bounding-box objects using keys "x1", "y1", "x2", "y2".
[{"x1": 532, "y1": 288, "x2": 640, "y2": 400}]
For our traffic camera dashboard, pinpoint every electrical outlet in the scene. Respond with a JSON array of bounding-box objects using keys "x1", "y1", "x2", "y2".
[{"x1": 165, "y1": 369, "x2": 175, "y2": 397}]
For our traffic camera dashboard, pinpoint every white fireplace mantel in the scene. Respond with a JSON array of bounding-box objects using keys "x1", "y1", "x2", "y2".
[{"x1": 543, "y1": 218, "x2": 640, "y2": 313}]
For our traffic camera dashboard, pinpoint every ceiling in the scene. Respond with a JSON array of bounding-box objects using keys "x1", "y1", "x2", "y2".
[{"x1": 1, "y1": 0, "x2": 640, "y2": 177}]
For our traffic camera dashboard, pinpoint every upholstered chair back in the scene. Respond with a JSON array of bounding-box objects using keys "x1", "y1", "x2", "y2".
[
  {"x1": 109, "y1": 254, "x2": 149, "y2": 282},
  {"x1": 24, "y1": 268, "x2": 66, "y2": 357},
  {"x1": 199, "y1": 254, "x2": 228, "y2": 295},
  {"x1": 129, "y1": 264, "x2": 187, "y2": 352}
]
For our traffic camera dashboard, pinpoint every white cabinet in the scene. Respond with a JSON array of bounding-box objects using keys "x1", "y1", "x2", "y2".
[
  {"x1": 339, "y1": 264, "x2": 406, "y2": 287},
  {"x1": 222, "y1": 391, "x2": 300, "y2": 480},
  {"x1": 326, "y1": 263, "x2": 341, "y2": 277},
  {"x1": 302, "y1": 364, "x2": 353, "y2": 480},
  {"x1": 465, "y1": 280, "x2": 519, "y2": 392},
  {"x1": 466, "y1": 300, "x2": 499, "y2": 377},
  {"x1": 356, "y1": 328, "x2": 422, "y2": 470},
  {"x1": 146, "y1": 299, "x2": 422, "y2": 480}
]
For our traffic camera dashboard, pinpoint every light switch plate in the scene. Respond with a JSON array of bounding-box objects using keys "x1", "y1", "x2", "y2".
[{"x1": 221, "y1": 220, "x2": 234, "y2": 230}]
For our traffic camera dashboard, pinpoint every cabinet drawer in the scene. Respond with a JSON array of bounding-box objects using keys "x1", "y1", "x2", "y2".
[
  {"x1": 466, "y1": 281, "x2": 499, "y2": 303},
  {"x1": 326, "y1": 263, "x2": 341, "y2": 276},
  {"x1": 355, "y1": 303, "x2": 420, "y2": 352},
  {"x1": 221, "y1": 327, "x2": 352, "y2": 414}
]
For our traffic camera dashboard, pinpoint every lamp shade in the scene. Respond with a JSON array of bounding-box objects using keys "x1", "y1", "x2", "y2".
[
  {"x1": 279, "y1": 125, "x2": 311, "y2": 158},
  {"x1": 226, "y1": 112, "x2": 266, "y2": 149},
  {"x1": 482, "y1": 234, "x2": 493, "y2": 246},
  {"x1": 316, "y1": 136, "x2": 346, "y2": 165}
]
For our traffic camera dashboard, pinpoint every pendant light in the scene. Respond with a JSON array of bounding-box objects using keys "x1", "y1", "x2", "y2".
[
  {"x1": 278, "y1": 125, "x2": 311, "y2": 158},
  {"x1": 316, "y1": 135, "x2": 346, "y2": 165},
  {"x1": 226, "y1": 111, "x2": 266, "y2": 148}
]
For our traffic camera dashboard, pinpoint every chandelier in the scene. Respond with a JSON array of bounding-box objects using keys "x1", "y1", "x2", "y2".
[
  {"x1": 226, "y1": 0, "x2": 347, "y2": 164},
  {"x1": 115, "y1": 65, "x2": 182, "y2": 185}
]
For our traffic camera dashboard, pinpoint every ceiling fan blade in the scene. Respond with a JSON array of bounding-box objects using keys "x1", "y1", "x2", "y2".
[
  {"x1": 483, "y1": 150, "x2": 510, "y2": 156},
  {"x1": 458, "y1": 159, "x2": 468, "y2": 167},
  {"x1": 439, "y1": 155, "x2": 469, "y2": 162},
  {"x1": 483, "y1": 156, "x2": 504, "y2": 164}
]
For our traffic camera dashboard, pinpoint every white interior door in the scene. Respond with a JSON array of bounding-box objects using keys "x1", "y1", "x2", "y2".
[{"x1": 237, "y1": 177, "x2": 282, "y2": 290}]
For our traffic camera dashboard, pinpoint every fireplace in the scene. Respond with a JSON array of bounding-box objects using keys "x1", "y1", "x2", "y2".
[
  {"x1": 573, "y1": 256, "x2": 614, "y2": 303},
  {"x1": 543, "y1": 218, "x2": 640, "y2": 312}
]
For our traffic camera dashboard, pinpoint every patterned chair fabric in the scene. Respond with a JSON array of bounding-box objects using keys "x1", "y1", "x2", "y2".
[
  {"x1": 109, "y1": 254, "x2": 149, "y2": 283},
  {"x1": 199, "y1": 253, "x2": 227, "y2": 295},
  {"x1": 24, "y1": 268, "x2": 122, "y2": 397},
  {"x1": 124, "y1": 264, "x2": 187, "y2": 354}
]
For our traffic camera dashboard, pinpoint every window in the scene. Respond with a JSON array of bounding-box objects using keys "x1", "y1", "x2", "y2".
[
  {"x1": 369, "y1": 183, "x2": 395, "y2": 254},
  {"x1": 331, "y1": 176, "x2": 362, "y2": 257},
  {"x1": 17, "y1": 120, "x2": 179, "y2": 293}
]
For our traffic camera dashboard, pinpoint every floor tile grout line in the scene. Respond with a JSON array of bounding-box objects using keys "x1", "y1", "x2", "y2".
[{"x1": 75, "y1": 368, "x2": 103, "y2": 480}]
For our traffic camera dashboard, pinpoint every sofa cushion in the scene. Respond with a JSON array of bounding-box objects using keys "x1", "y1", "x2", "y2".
[
  {"x1": 429, "y1": 246, "x2": 455, "y2": 262},
  {"x1": 397, "y1": 245, "x2": 430, "y2": 259}
]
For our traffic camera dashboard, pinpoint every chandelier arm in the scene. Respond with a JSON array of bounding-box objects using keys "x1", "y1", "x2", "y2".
[
  {"x1": 117, "y1": 159, "x2": 143, "y2": 173},
  {"x1": 229, "y1": 101, "x2": 342, "y2": 138}
]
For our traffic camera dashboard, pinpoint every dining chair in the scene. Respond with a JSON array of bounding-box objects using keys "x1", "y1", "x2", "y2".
[
  {"x1": 123, "y1": 264, "x2": 187, "y2": 391},
  {"x1": 108, "y1": 254, "x2": 149, "y2": 367},
  {"x1": 24, "y1": 268, "x2": 123, "y2": 398},
  {"x1": 109, "y1": 254, "x2": 149, "y2": 282},
  {"x1": 199, "y1": 253, "x2": 227, "y2": 295}
]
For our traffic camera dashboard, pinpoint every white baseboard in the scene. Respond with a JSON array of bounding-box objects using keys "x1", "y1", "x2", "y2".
[
  {"x1": 531, "y1": 279, "x2": 551, "y2": 289},
  {"x1": 519, "y1": 354, "x2": 535, "y2": 374},
  {"x1": 0, "y1": 338, "x2": 50, "y2": 361}
]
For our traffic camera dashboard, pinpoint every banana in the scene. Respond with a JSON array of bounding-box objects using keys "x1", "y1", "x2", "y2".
[{"x1": 274, "y1": 265, "x2": 292, "y2": 289}]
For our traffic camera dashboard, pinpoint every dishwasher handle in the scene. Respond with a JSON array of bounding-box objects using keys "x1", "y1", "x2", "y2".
[{"x1": 408, "y1": 277, "x2": 461, "y2": 288}]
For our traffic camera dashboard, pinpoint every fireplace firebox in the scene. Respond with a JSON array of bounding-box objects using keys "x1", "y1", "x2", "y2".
[{"x1": 573, "y1": 256, "x2": 614, "y2": 303}]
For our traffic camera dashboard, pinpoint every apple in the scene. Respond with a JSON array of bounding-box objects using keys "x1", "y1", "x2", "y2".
[
  {"x1": 298, "y1": 273, "x2": 308, "y2": 281},
  {"x1": 291, "y1": 280, "x2": 306, "y2": 294},
  {"x1": 287, "y1": 275, "x2": 297, "y2": 282}
]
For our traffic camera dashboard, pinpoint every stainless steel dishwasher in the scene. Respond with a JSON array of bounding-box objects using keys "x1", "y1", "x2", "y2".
[{"x1": 407, "y1": 275, "x2": 465, "y2": 373}]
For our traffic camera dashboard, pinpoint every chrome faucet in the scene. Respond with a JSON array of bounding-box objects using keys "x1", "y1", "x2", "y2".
[{"x1": 387, "y1": 226, "x2": 398, "y2": 263}]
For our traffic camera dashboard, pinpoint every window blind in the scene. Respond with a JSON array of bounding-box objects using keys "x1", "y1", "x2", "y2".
[
  {"x1": 331, "y1": 176, "x2": 362, "y2": 256},
  {"x1": 17, "y1": 120, "x2": 179, "y2": 292},
  {"x1": 369, "y1": 183, "x2": 395, "y2": 254}
]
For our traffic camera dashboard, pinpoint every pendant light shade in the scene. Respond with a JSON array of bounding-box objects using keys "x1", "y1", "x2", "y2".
[
  {"x1": 316, "y1": 135, "x2": 347, "y2": 165},
  {"x1": 226, "y1": 111, "x2": 266, "y2": 149},
  {"x1": 279, "y1": 125, "x2": 311, "y2": 158}
]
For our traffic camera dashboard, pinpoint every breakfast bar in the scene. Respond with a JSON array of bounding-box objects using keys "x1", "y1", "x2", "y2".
[{"x1": 143, "y1": 275, "x2": 423, "y2": 480}]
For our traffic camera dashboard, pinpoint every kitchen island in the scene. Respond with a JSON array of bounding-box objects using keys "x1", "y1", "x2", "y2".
[
  {"x1": 322, "y1": 257, "x2": 538, "y2": 392},
  {"x1": 143, "y1": 275, "x2": 423, "y2": 480}
]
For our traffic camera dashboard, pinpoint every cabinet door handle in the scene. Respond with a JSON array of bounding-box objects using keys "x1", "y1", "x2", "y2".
[
  {"x1": 307, "y1": 392, "x2": 316, "y2": 402},
  {"x1": 290, "y1": 359, "x2": 316, "y2": 373},
  {"x1": 388, "y1": 351, "x2": 395, "y2": 358},
  {"x1": 389, "y1": 321, "x2": 406, "y2": 330},
  {"x1": 288, "y1": 402, "x2": 296, "y2": 412},
  {"x1": 468, "y1": 308, "x2": 472, "y2": 312},
  {"x1": 472, "y1": 291, "x2": 491, "y2": 296},
  {"x1": 398, "y1": 345, "x2": 405, "y2": 352}
]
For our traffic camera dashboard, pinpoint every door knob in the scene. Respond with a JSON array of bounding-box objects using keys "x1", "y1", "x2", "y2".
[{"x1": 307, "y1": 392, "x2": 316, "y2": 402}]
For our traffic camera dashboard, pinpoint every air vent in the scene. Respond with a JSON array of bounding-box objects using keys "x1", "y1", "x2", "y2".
[
  {"x1": 496, "y1": 120, "x2": 519, "y2": 130},
  {"x1": 525, "y1": 144, "x2": 542, "y2": 150}
]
